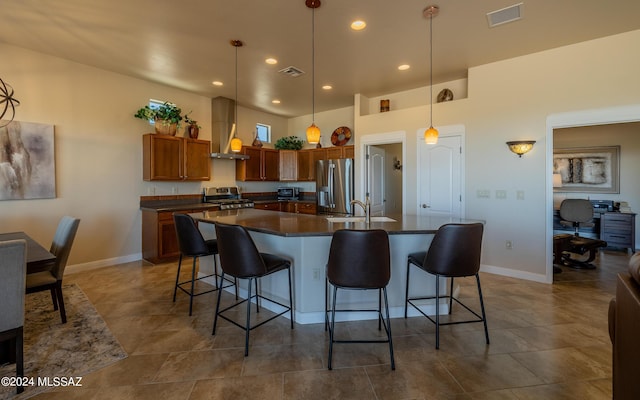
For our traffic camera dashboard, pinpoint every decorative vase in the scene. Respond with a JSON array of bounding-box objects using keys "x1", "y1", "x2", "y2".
[
  {"x1": 187, "y1": 124, "x2": 199, "y2": 139},
  {"x1": 252, "y1": 131, "x2": 263, "y2": 147}
]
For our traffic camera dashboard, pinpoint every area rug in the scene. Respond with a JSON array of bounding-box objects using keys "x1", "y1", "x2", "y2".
[{"x1": 0, "y1": 284, "x2": 127, "y2": 399}]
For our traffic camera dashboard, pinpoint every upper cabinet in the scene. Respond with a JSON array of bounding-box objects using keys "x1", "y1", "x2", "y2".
[
  {"x1": 297, "y1": 146, "x2": 354, "y2": 182},
  {"x1": 143, "y1": 133, "x2": 211, "y2": 181},
  {"x1": 279, "y1": 150, "x2": 298, "y2": 181},
  {"x1": 236, "y1": 146, "x2": 280, "y2": 181}
]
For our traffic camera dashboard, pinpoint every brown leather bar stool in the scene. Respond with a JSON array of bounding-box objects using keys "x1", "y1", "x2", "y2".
[
  {"x1": 173, "y1": 213, "x2": 234, "y2": 316},
  {"x1": 404, "y1": 223, "x2": 489, "y2": 349},
  {"x1": 325, "y1": 229, "x2": 395, "y2": 370},
  {"x1": 212, "y1": 222, "x2": 293, "y2": 356}
]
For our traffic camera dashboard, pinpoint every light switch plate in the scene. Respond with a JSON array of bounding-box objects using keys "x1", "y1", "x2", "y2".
[{"x1": 496, "y1": 190, "x2": 507, "y2": 199}]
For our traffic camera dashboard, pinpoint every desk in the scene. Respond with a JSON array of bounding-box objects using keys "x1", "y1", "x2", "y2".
[{"x1": 0, "y1": 232, "x2": 55, "y2": 273}]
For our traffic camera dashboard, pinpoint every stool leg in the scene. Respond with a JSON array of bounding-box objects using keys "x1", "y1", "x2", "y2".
[
  {"x1": 324, "y1": 277, "x2": 329, "y2": 331},
  {"x1": 449, "y1": 277, "x2": 454, "y2": 315},
  {"x1": 378, "y1": 288, "x2": 382, "y2": 330},
  {"x1": 173, "y1": 254, "x2": 183, "y2": 302},
  {"x1": 383, "y1": 287, "x2": 395, "y2": 370},
  {"x1": 476, "y1": 274, "x2": 490, "y2": 345},
  {"x1": 328, "y1": 285, "x2": 338, "y2": 370},
  {"x1": 244, "y1": 277, "x2": 253, "y2": 356},
  {"x1": 404, "y1": 260, "x2": 411, "y2": 318},
  {"x1": 212, "y1": 272, "x2": 225, "y2": 335},
  {"x1": 435, "y1": 273, "x2": 440, "y2": 350},
  {"x1": 287, "y1": 266, "x2": 294, "y2": 329},
  {"x1": 189, "y1": 257, "x2": 197, "y2": 316}
]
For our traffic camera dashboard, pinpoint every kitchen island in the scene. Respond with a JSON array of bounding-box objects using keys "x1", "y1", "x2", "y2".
[{"x1": 191, "y1": 208, "x2": 482, "y2": 324}]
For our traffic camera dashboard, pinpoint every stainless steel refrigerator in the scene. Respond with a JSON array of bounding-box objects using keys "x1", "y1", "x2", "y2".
[{"x1": 316, "y1": 158, "x2": 354, "y2": 216}]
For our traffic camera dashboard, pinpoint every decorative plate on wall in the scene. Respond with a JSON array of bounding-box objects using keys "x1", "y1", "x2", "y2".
[{"x1": 331, "y1": 126, "x2": 352, "y2": 146}]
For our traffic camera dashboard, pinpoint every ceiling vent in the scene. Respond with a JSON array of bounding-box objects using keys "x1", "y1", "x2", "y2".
[
  {"x1": 278, "y1": 66, "x2": 305, "y2": 77},
  {"x1": 486, "y1": 2, "x2": 523, "y2": 28}
]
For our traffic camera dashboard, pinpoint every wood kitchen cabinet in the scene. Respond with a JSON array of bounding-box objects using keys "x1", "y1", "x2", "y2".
[
  {"x1": 297, "y1": 146, "x2": 354, "y2": 182},
  {"x1": 279, "y1": 150, "x2": 298, "y2": 181},
  {"x1": 142, "y1": 206, "x2": 219, "y2": 263},
  {"x1": 143, "y1": 133, "x2": 211, "y2": 181},
  {"x1": 236, "y1": 146, "x2": 280, "y2": 181},
  {"x1": 254, "y1": 201, "x2": 283, "y2": 211}
]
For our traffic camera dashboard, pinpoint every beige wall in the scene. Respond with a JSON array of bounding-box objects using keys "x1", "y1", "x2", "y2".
[{"x1": 2, "y1": 29, "x2": 639, "y2": 279}]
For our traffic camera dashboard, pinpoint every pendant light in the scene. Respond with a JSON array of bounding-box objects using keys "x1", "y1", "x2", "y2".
[
  {"x1": 305, "y1": 0, "x2": 321, "y2": 145},
  {"x1": 423, "y1": 5, "x2": 439, "y2": 145},
  {"x1": 230, "y1": 40, "x2": 243, "y2": 152}
]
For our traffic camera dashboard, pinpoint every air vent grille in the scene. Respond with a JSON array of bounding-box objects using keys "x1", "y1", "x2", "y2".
[
  {"x1": 487, "y1": 2, "x2": 523, "y2": 28},
  {"x1": 278, "y1": 66, "x2": 305, "y2": 77}
]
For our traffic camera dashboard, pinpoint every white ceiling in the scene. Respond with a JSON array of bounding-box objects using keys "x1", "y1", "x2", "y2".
[{"x1": 3, "y1": 0, "x2": 640, "y2": 118}]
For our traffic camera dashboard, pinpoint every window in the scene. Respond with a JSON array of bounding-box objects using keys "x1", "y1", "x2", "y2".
[
  {"x1": 256, "y1": 123, "x2": 271, "y2": 143},
  {"x1": 145, "y1": 99, "x2": 164, "y2": 124}
]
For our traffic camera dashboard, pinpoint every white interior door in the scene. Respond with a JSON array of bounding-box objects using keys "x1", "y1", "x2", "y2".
[
  {"x1": 417, "y1": 135, "x2": 462, "y2": 217},
  {"x1": 367, "y1": 145, "x2": 385, "y2": 216}
]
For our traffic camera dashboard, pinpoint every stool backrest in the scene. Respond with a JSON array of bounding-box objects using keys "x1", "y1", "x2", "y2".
[
  {"x1": 423, "y1": 223, "x2": 484, "y2": 277},
  {"x1": 50, "y1": 216, "x2": 80, "y2": 280},
  {"x1": 327, "y1": 229, "x2": 390, "y2": 289},
  {"x1": 173, "y1": 213, "x2": 209, "y2": 257},
  {"x1": 214, "y1": 222, "x2": 267, "y2": 278}
]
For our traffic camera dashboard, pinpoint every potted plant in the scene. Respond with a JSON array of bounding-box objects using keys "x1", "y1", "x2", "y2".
[
  {"x1": 183, "y1": 112, "x2": 201, "y2": 139},
  {"x1": 274, "y1": 136, "x2": 304, "y2": 150},
  {"x1": 134, "y1": 102, "x2": 182, "y2": 136}
]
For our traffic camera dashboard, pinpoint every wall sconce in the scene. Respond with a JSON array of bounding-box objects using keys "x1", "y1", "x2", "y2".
[
  {"x1": 393, "y1": 157, "x2": 402, "y2": 170},
  {"x1": 506, "y1": 140, "x2": 536, "y2": 157}
]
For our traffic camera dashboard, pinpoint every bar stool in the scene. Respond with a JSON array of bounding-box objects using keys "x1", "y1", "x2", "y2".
[
  {"x1": 212, "y1": 222, "x2": 293, "y2": 356},
  {"x1": 404, "y1": 223, "x2": 489, "y2": 349},
  {"x1": 173, "y1": 213, "x2": 234, "y2": 316},
  {"x1": 325, "y1": 229, "x2": 395, "y2": 370}
]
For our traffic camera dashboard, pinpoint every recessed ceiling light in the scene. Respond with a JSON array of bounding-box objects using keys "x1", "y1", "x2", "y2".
[
  {"x1": 272, "y1": 99, "x2": 281, "y2": 104},
  {"x1": 322, "y1": 85, "x2": 332, "y2": 90},
  {"x1": 265, "y1": 58, "x2": 278, "y2": 65},
  {"x1": 351, "y1": 20, "x2": 366, "y2": 31},
  {"x1": 398, "y1": 64, "x2": 410, "y2": 71},
  {"x1": 212, "y1": 81, "x2": 223, "y2": 86}
]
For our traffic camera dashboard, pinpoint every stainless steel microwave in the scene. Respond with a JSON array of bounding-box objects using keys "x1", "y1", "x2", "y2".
[{"x1": 277, "y1": 187, "x2": 300, "y2": 200}]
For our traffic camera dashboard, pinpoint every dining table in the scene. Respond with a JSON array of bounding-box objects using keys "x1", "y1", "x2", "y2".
[{"x1": 0, "y1": 231, "x2": 56, "y2": 273}]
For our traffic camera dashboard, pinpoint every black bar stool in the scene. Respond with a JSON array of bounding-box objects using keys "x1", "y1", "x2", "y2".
[
  {"x1": 325, "y1": 229, "x2": 395, "y2": 370},
  {"x1": 173, "y1": 213, "x2": 234, "y2": 316},
  {"x1": 212, "y1": 222, "x2": 293, "y2": 356},
  {"x1": 404, "y1": 222, "x2": 489, "y2": 349}
]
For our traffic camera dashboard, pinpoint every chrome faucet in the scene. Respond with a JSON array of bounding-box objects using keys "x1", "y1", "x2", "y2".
[{"x1": 350, "y1": 196, "x2": 371, "y2": 224}]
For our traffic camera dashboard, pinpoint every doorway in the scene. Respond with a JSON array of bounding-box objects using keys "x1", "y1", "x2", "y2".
[
  {"x1": 546, "y1": 104, "x2": 640, "y2": 282},
  {"x1": 366, "y1": 143, "x2": 403, "y2": 216}
]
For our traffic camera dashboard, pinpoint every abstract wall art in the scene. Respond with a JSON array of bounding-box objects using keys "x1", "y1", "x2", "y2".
[
  {"x1": 553, "y1": 146, "x2": 620, "y2": 193},
  {"x1": 0, "y1": 120, "x2": 55, "y2": 200}
]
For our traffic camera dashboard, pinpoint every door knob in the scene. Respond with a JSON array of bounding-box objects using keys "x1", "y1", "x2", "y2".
[{"x1": 422, "y1": 204, "x2": 430, "y2": 208}]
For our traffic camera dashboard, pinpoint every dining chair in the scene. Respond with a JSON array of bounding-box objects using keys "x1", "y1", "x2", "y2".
[
  {"x1": 26, "y1": 216, "x2": 80, "y2": 324},
  {"x1": 212, "y1": 222, "x2": 293, "y2": 356},
  {"x1": 173, "y1": 213, "x2": 235, "y2": 316},
  {"x1": 0, "y1": 239, "x2": 27, "y2": 394},
  {"x1": 325, "y1": 229, "x2": 395, "y2": 370},
  {"x1": 404, "y1": 223, "x2": 489, "y2": 349}
]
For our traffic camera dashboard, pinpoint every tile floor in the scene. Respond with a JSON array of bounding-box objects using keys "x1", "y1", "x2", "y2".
[{"x1": 31, "y1": 249, "x2": 631, "y2": 400}]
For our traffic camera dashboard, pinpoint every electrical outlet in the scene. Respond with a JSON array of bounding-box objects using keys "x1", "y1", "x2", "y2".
[
  {"x1": 517, "y1": 190, "x2": 525, "y2": 200},
  {"x1": 172, "y1": 187, "x2": 178, "y2": 195},
  {"x1": 505, "y1": 240, "x2": 513, "y2": 249},
  {"x1": 312, "y1": 268, "x2": 321, "y2": 281},
  {"x1": 476, "y1": 189, "x2": 490, "y2": 198},
  {"x1": 496, "y1": 190, "x2": 507, "y2": 199}
]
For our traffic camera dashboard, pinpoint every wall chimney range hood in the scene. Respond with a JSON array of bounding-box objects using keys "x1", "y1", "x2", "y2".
[{"x1": 209, "y1": 96, "x2": 250, "y2": 160}]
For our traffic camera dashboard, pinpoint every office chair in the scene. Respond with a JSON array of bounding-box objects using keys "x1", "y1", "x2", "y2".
[{"x1": 554, "y1": 199, "x2": 607, "y2": 269}]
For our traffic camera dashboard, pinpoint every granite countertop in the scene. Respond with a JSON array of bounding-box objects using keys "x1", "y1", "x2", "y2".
[
  {"x1": 140, "y1": 201, "x2": 218, "y2": 212},
  {"x1": 190, "y1": 208, "x2": 482, "y2": 237}
]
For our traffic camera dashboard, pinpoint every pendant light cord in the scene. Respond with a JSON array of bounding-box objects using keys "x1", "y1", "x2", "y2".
[
  {"x1": 311, "y1": 6, "x2": 316, "y2": 124},
  {"x1": 235, "y1": 44, "x2": 238, "y2": 130},
  {"x1": 429, "y1": 12, "x2": 433, "y2": 128}
]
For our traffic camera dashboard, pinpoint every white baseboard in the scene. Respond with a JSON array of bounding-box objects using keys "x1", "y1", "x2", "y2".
[
  {"x1": 480, "y1": 263, "x2": 548, "y2": 283},
  {"x1": 65, "y1": 253, "x2": 142, "y2": 274}
]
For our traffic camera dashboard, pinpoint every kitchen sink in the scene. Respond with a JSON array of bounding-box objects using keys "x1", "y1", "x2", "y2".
[{"x1": 326, "y1": 216, "x2": 396, "y2": 223}]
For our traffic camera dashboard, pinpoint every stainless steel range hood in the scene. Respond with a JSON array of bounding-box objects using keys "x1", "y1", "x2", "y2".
[{"x1": 209, "y1": 96, "x2": 249, "y2": 160}]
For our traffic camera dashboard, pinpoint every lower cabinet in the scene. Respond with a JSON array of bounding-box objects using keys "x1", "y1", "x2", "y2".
[
  {"x1": 142, "y1": 207, "x2": 218, "y2": 264},
  {"x1": 254, "y1": 202, "x2": 282, "y2": 211},
  {"x1": 601, "y1": 212, "x2": 636, "y2": 252},
  {"x1": 255, "y1": 201, "x2": 316, "y2": 215}
]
